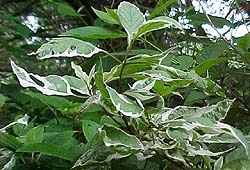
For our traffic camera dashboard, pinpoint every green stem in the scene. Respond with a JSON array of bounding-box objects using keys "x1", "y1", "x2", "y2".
[{"x1": 118, "y1": 44, "x2": 132, "y2": 92}]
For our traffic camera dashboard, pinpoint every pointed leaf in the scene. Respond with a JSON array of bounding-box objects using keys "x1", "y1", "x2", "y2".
[
  {"x1": 61, "y1": 26, "x2": 126, "y2": 39},
  {"x1": 107, "y1": 86, "x2": 143, "y2": 118},
  {"x1": 92, "y1": 8, "x2": 120, "y2": 24},
  {"x1": 63, "y1": 76, "x2": 89, "y2": 95},
  {"x1": 134, "y1": 16, "x2": 182, "y2": 39},
  {"x1": 11, "y1": 60, "x2": 73, "y2": 96},
  {"x1": 25, "y1": 126, "x2": 44, "y2": 144},
  {"x1": 36, "y1": 37, "x2": 104, "y2": 59}
]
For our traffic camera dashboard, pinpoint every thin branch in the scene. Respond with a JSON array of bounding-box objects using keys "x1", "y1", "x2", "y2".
[{"x1": 198, "y1": 1, "x2": 249, "y2": 64}]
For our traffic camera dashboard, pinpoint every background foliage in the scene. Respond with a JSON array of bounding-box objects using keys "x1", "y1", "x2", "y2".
[{"x1": 1, "y1": 0, "x2": 250, "y2": 169}]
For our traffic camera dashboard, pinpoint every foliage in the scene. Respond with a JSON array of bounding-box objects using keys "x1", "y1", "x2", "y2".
[{"x1": 1, "y1": 0, "x2": 250, "y2": 170}]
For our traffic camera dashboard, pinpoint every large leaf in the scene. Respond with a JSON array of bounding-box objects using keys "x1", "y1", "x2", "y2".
[
  {"x1": 17, "y1": 143, "x2": 78, "y2": 161},
  {"x1": 61, "y1": 26, "x2": 126, "y2": 39},
  {"x1": 35, "y1": 37, "x2": 104, "y2": 59},
  {"x1": 100, "y1": 125, "x2": 143, "y2": 154},
  {"x1": 107, "y1": 86, "x2": 144, "y2": 118},
  {"x1": 117, "y1": 1, "x2": 145, "y2": 45},
  {"x1": 11, "y1": 61, "x2": 73, "y2": 96}
]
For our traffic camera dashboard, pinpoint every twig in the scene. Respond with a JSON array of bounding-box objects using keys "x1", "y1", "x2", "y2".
[{"x1": 198, "y1": 1, "x2": 249, "y2": 64}]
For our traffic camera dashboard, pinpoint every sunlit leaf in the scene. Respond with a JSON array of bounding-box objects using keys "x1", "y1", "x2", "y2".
[
  {"x1": 35, "y1": 38, "x2": 104, "y2": 59},
  {"x1": 11, "y1": 60, "x2": 73, "y2": 96},
  {"x1": 117, "y1": 1, "x2": 145, "y2": 45},
  {"x1": 107, "y1": 86, "x2": 144, "y2": 118}
]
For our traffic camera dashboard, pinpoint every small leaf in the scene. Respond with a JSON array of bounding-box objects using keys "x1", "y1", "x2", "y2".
[
  {"x1": 134, "y1": 16, "x2": 182, "y2": 39},
  {"x1": 92, "y1": 8, "x2": 120, "y2": 24},
  {"x1": 100, "y1": 125, "x2": 143, "y2": 154},
  {"x1": 25, "y1": 126, "x2": 44, "y2": 144},
  {"x1": 71, "y1": 62, "x2": 89, "y2": 87},
  {"x1": 107, "y1": 86, "x2": 144, "y2": 118},
  {"x1": 35, "y1": 37, "x2": 104, "y2": 59},
  {"x1": 61, "y1": 26, "x2": 126, "y2": 39},
  {"x1": 82, "y1": 120, "x2": 100, "y2": 142},
  {"x1": 11, "y1": 60, "x2": 73, "y2": 96},
  {"x1": 117, "y1": 1, "x2": 145, "y2": 45}
]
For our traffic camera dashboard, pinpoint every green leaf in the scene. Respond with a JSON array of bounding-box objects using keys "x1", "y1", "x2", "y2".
[
  {"x1": 25, "y1": 126, "x2": 44, "y2": 144},
  {"x1": 188, "y1": 13, "x2": 231, "y2": 28},
  {"x1": 117, "y1": 1, "x2": 145, "y2": 45},
  {"x1": 196, "y1": 41, "x2": 228, "y2": 64},
  {"x1": 0, "y1": 132, "x2": 22, "y2": 151},
  {"x1": 49, "y1": 1, "x2": 83, "y2": 17},
  {"x1": 237, "y1": 34, "x2": 250, "y2": 52},
  {"x1": 35, "y1": 37, "x2": 104, "y2": 59},
  {"x1": 26, "y1": 92, "x2": 71, "y2": 109},
  {"x1": 134, "y1": 16, "x2": 182, "y2": 39},
  {"x1": 11, "y1": 60, "x2": 73, "y2": 96},
  {"x1": 92, "y1": 8, "x2": 120, "y2": 24},
  {"x1": 100, "y1": 125, "x2": 143, "y2": 154},
  {"x1": 148, "y1": 0, "x2": 176, "y2": 19},
  {"x1": 82, "y1": 120, "x2": 100, "y2": 142},
  {"x1": 61, "y1": 26, "x2": 126, "y2": 39},
  {"x1": 17, "y1": 143, "x2": 78, "y2": 161},
  {"x1": 0, "y1": 94, "x2": 6, "y2": 108},
  {"x1": 193, "y1": 57, "x2": 228, "y2": 75},
  {"x1": 107, "y1": 86, "x2": 144, "y2": 118},
  {"x1": 222, "y1": 159, "x2": 250, "y2": 170}
]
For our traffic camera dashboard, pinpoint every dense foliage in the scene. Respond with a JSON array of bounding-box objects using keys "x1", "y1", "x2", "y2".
[{"x1": 1, "y1": 0, "x2": 250, "y2": 169}]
